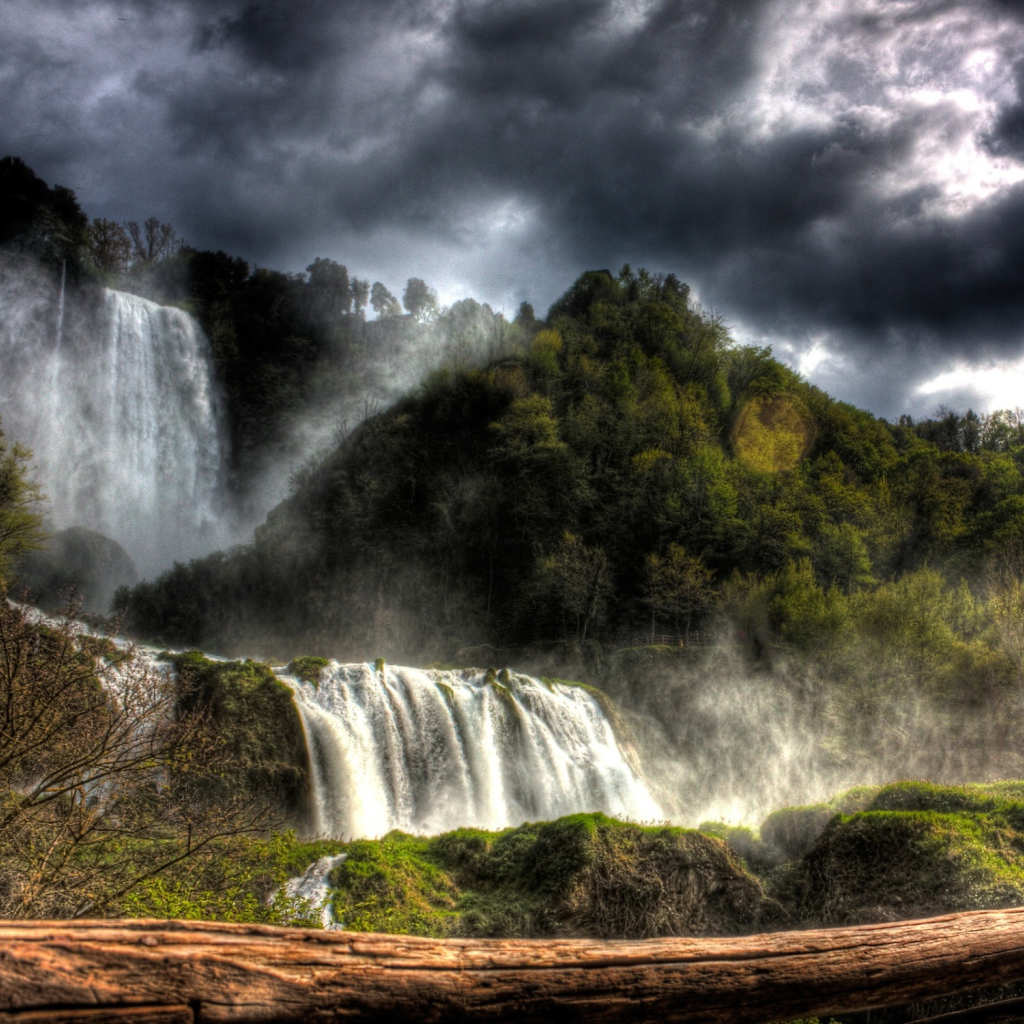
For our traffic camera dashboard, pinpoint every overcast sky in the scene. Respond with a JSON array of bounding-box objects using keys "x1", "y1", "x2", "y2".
[{"x1": 3, "y1": 0, "x2": 1024, "y2": 419}]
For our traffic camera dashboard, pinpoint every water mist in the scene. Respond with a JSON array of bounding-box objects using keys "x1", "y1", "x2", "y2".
[{"x1": 0, "y1": 258, "x2": 228, "y2": 576}]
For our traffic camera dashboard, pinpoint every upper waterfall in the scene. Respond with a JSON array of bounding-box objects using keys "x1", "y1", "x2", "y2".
[
  {"x1": 284, "y1": 663, "x2": 662, "y2": 839},
  {"x1": 0, "y1": 282, "x2": 227, "y2": 576}
]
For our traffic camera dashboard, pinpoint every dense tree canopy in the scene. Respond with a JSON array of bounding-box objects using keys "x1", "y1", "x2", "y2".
[
  {"x1": 116, "y1": 265, "x2": 1024, "y2": 679},
  {"x1": 0, "y1": 157, "x2": 88, "y2": 273}
]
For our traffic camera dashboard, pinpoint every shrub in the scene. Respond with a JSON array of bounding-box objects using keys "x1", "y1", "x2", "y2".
[{"x1": 795, "y1": 808, "x2": 1024, "y2": 924}]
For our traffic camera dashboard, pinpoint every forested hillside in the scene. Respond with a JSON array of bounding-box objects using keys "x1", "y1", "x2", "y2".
[
  {"x1": 9, "y1": 155, "x2": 1024, "y2": 944},
  {"x1": 117, "y1": 266, "x2": 1024, "y2": 665},
  {"x1": 8, "y1": 151, "x2": 1024, "y2": 809}
]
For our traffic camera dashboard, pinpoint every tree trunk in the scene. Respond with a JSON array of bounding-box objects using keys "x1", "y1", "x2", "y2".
[{"x1": 5, "y1": 911, "x2": 1024, "y2": 1022}]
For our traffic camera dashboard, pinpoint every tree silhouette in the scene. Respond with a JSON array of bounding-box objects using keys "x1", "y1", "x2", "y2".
[
  {"x1": 403, "y1": 277, "x2": 438, "y2": 320},
  {"x1": 126, "y1": 217, "x2": 179, "y2": 264},
  {"x1": 87, "y1": 218, "x2": 132, "y2": 274},
  {"x1": 370, "y1": 281, "x2": 401, "y2": 317}
]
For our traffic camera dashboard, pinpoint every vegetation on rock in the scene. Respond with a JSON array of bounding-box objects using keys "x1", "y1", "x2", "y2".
[
  {"x1": 169, "y1": 651, "x2": 310, "y2": 818},
  {"x1": 286, "y1": 656, "x2": 330, "y2": 687},
  {"x1": 120, "y1": 831, "x2": 345, "y2": 925},
  {"x1": 0, "y1": 598, "x2": 291, "y2": 918},
  {"x1": 320, "y1": 781, "x2": 1024, "y2": 942},
  {"x1": 327, "y1": 813, "x2": 781, "y2": 939}
]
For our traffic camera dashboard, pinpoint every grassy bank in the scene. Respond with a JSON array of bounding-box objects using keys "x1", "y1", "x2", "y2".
[
  {"x1": 325, "y1": 812, "x2": 780, "y2": 938},
  {"x1": 258, "y1": 780, "x2": 1024, "y2": 939},
  {"x1": 119, "y1": 832, "x2": 346, "y2": 925}
]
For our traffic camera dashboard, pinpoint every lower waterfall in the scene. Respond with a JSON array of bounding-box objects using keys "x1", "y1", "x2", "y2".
[{"x1": 282, "y1": 663, "x2": 662, "y2": 839}]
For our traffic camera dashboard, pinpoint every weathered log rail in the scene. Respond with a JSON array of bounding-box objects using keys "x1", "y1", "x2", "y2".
[{"x1": 4, "y1": 911, "x2": 1024, "y2": 1023}]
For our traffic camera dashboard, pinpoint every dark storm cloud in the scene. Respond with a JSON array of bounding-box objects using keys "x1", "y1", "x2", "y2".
[{"x1": 2, "y1": 0, "x2": 1024, "y2": 415}]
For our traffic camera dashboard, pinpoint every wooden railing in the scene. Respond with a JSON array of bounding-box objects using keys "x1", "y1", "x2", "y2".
[{"x1": 5, "y1": 911, "x2": 1024, "y2": 1022}]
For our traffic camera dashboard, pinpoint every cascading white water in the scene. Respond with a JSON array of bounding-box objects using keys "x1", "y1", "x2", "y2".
[
  {"x1": 283, "y1": 663, "x2": 662, "y2": 839},
  {"x1": 0, "y1": 280, "x2": 226, "y2": 575},
  {"x1": 280, "y1": 854, "x2": 348, "y2": 928}
]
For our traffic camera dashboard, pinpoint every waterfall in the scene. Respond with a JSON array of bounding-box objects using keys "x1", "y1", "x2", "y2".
[
  {"x1": 279, "y1": 854, "x2": 348, "y2": 928},
  {"x1": 0, "y1": 282, "x2": 226, "y2": 576},
  {"x1": 55, "y1": 260, "x2": 65, "y2": 348},
  {"x1": 283, "y1": 663, "x2": 662, "y2": 839}
]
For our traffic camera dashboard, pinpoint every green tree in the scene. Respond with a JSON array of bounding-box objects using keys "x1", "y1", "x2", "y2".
[
  {"x1": 514, "y1": 301, "x2": 535, "y2": 328},
  {"x1": 0, "y1": 155, "x2": 89, "y2": 269},
  {"x1": 370, "y1": 281, "x2": 401, "y2": 317},
  {"x1": 126, "y1": 217, "x2": 179, "y2": 265},
  {"x1": 0, "y1": 419, "x2": 43, "y2": 587},
  {"x1": 767, "y1": 558, "x2": 850, "y2": 656},
  {"x1": 351, "y1": 277, "x2": 370, "y2": 317},
  {"x1": 403, "y1": 277, "x2": 438, "y2": 321},
  {"x1": 814, "y1": 523, "x2": 875, "y2": 592},
  {"x1": 307, "y1": 258, "x2": 352, "y2": 318},
  {"x1": 989, "y1": 577, "x2": 1024, "y2": 713},
  {"x1": 537, "y1": 532, "x2": 611, "y2": 642},
  {"x1": 643, "y1": 544, "x2": 714, "y2": 642},
  {"x1": 854, "y1": 569, "x2": 958, "y2": 695}
]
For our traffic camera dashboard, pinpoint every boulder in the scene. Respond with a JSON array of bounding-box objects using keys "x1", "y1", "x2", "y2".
[{"x1": 15, "y1": 525, "x2": 137, "y2": 613}]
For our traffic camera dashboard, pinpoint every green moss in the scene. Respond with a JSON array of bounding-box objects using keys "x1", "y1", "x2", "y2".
[
  {"x1": 325, "y1": 812, "x2": 780, "y2": 939},
  {"x1": 767, "y1": 1019, "x2": 842, "y2": 1024},
  {"x1": 971, "y1": 781, "x2": 1024, "y2": 803},
  {"x1": 756, "y1": 787, "x2": 881, "y2": 864},
  {"x1": 865, "y1": 780, "x2": 1002, "y2": 814},
  {"x1": 119, "y1": 779, "x2": 1024, "y2": 936},
  {"x1": 328, "y1": 832, "x2": 461, "y2": 936},
  {"x1": 750, "y1": 781, "x2": 1024, "y2": 927},
  {"x1": 286, "y1": 656, "x2": 329, "y2": 687},
  {"x1": 795, "y1": 806, "x2": 1024, "y2": 924},
  {"x1": 827, "y1": 785, "x2": 880, "y2": 814},
  {"x1": 484, "y1": 669, "x2": 520, "y2": 719},
  {"x1": 698, "y1": 823, "x2": 782, "y2": 873},
  {"x1": 541, "y1": 674, "x2": 582, "y2": 690},
  {"x1": 78, "y1": 633, "x2": 121, "y2": 661},
  {"x1": 171, "y1": 651, "x2": 309, "y2": 812}
]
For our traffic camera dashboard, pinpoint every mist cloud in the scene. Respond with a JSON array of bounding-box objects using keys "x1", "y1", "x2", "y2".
[{"x1": 3, "y1": 0, "x2": 1024, "y2": 417}]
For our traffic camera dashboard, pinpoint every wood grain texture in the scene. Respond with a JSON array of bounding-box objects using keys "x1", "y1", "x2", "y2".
[
  {"x1": 0, "y1": 1009, "x2": 192, "y2": 1023},
  {"x1": 2, "y1": 912, "x2": 1024, "y2": 1023}
]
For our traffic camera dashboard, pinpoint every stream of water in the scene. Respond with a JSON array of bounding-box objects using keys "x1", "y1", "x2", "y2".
[{"x1": 281, "y1": 662, "x2": 662, "y2": 839}]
